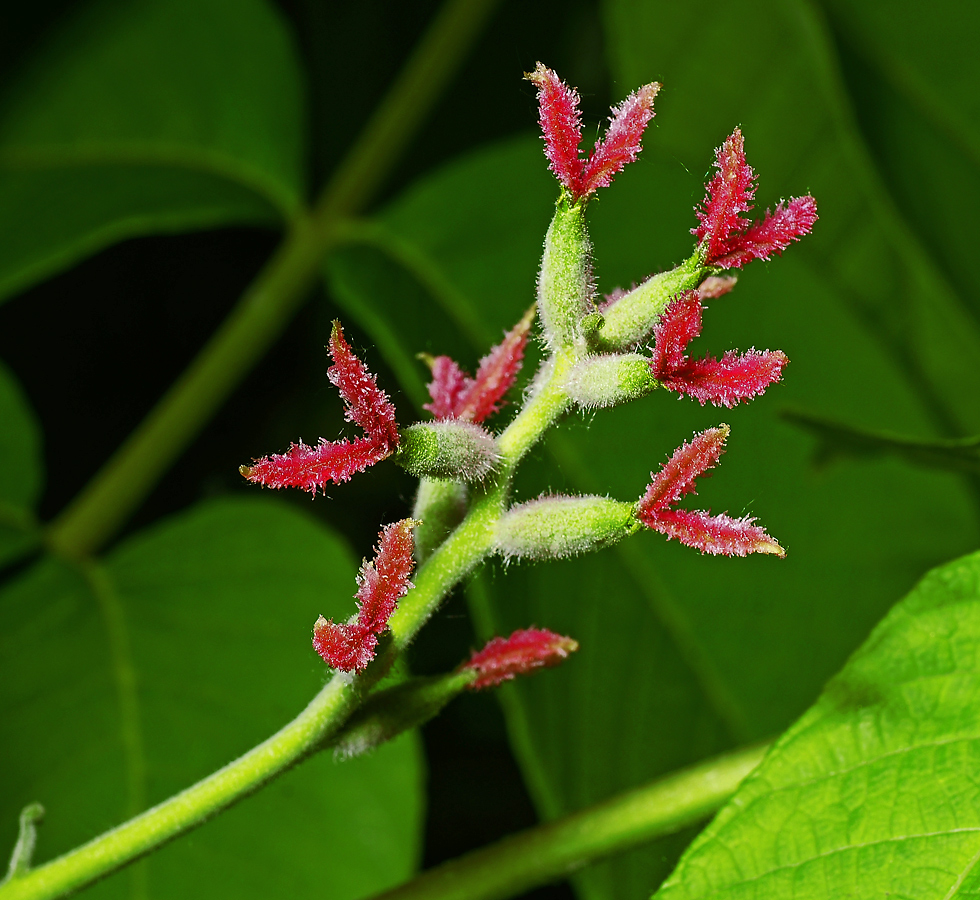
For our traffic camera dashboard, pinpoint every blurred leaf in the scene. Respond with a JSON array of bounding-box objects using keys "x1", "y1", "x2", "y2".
[
  {"x1": 0, "y1": 0, "x2": 306, "y2": 304},
  {"x1": 604, "y1": 0, "x2": 980, "y2": 436},
  {"x1": 818, "y1": 0, "x2": 980, "y2": 328},
  {"x1": 323, "y1": 122, "x2": 980, "y2": 898},
  {"x1": 656, "y1": 549, "x2": 980, "y2": 899},
  {"x1": 0, "y1": 358, "x2": 42, "y2": 566},
  {"x1": 783, "y1": 407, "x2": 980, "y2": 474},
  {"x1": 0, "y1": 498, "x2": 423, "y2": 899}
]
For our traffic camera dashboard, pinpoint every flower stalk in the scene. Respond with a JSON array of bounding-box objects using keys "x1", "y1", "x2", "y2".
[{"x1": 9, "y1": 57, "x2": 817, "y2": 900}]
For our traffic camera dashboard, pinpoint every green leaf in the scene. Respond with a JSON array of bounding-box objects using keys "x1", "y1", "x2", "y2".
[
  {"x1": 323, "y1": 123, "x2": 980, "y2": 898},
  {"x1": 0, "y1": 359, "x2": 42, "y2": 566},
  {"x1": 0, "y1": 497, "x2": 423, "y2": 899},
  {"x1": 656, "y1": 550, "x2": 980, "y2": 898},
  {"x1": 0, "y1": 0, "x2": 306, "y2": 304},
  {"x1": 783, "y1": 407, "x2": 980, "y2": 474},
  {"x1": 817, "y1": 0, "x2": 980, "y2": 328}
]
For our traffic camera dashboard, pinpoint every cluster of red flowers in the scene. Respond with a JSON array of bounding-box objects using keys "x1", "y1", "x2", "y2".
[{"x1": 243, "y1": 64, "x2": 815, "y2": 677}]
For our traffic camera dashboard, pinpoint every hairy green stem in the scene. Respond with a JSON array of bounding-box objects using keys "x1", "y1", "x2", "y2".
[
  {"x1": 370, "y1": 743, "x2": 769, "y2": 900},
  {"x1": 43, "y1": 0, "x2": 502, "y2": 559},
  {"x1": 2, "y1": 321, "x2": 577, "y2": 900}
]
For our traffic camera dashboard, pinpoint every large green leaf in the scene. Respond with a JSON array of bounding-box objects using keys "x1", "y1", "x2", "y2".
[
  {"x1": 322, "y1": 121, "x2": 980, "y2": 897},
  {"x1": 0, "y1": 0, "x2": 306, "y2": 304},
  {"x1": 656, "y1": 549, "x2": 980, "y2": 898},
  {"x1": 0, "y1": 359, "x2": 42, "y2": 566},
  {"x1": 0, "y1": 498, "x2": 423, "y2": 899}
]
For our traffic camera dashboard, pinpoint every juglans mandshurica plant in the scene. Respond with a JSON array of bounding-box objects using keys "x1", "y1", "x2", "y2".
[
  {"x1": 0, "y1": 62, "x2": 819, "y2": 900},
  {"x1": 240, "y1": 63, "x2": 816, "y2": 680}
]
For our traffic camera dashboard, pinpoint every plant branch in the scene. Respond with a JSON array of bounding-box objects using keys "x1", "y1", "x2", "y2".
[
  {"x1": 368, "y1": 743, "x2": 769, "y2": 900},
  {"x1": 43, "y1": 0, "x2": 502, "y2": 559},
  {"x1": 3, "y1": 303, "x2": 579, "y2": 900}
]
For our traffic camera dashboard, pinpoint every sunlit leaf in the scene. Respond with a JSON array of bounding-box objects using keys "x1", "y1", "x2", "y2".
[{"x1": 656, "y1": 550, "x2": 980, "y2": 899}]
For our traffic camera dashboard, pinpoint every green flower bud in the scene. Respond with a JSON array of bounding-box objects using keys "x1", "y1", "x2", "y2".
[
  {"x1": 565, "y1": 353, "x2": 657, "y2": 409},
  {"x1": 394, "y1": 421, "x2": 498, "y2": 482},
  {"x1": 496, "y1": 494, "x2": 639, "y2": 561},
  {"x1": 537, "y1": 196, "x2": 594, "y2": 348},
  {"x1": 591, "y1": 255, "x2": 705, "y2": 351}
]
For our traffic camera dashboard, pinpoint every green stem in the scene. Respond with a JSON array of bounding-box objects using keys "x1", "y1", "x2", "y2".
[
  {"x1": 368, "y1": 743, "x2": 769, "y2": 900},
  {"x1": 43, "y1": 0, "x2": 502, "y2": 560},
  {"x1": 3, "y1": 348, "x2": 576, "y2": 900}
]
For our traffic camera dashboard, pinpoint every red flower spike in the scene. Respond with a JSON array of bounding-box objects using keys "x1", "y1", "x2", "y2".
[
  {"x1": 355, "y1": 519, "x2": 418, "y2": 633},
  {"x1": 527, "y1": 64, "x2": 658, "y2": 203},
  {"x1": 423, "y1": 355, "x2": 470, "y2": 421},
  {"x1": 240, "y1": 437, "x2": 388, "y2": 494},
  {"x1": 693, "y1": 128, "x2": 817, "y2": 269},
  {"x1": 650, "y1": 293, "x2": 787, "y2": 408},
  {"x1": 651, "y1": 291, "x2": 703, "y2": 375},
  {"x1": 328, "y1": 321, "x2": 399, "y2": 451},
  {"x1": 463, "y1": 628, "x2": 579, "y2": 690},
  {"x1": 637, "y1": 426, "x2": 784, "y2": 558},
  {"x1": 660, "y1": 349, "x2": 788, "y2": 408},
  {"x1": 639, "y1": 426, "x2": 729, "y2": 512},
  {"x1": 694, "y1": 128, "x2": 756, "y2": 261},
  {"x1": 643, "y1": 508, "x2": 784, "y2": 557},
  {"x1": 710, "y1": 196, "x2": 818, "y2": 269},
  {"x1": 424, "y1": 309, "x2": 533, "y2": 424},
  {"x1": 241, "y1": 321, "x2": 399, "y2": 495},
  {"x1": 579, "y1": 82, "x2": 660, "y2": 198},
  {"x1": 526, "y1": 63, "x2": 584, "y2": 197},
  {"x1": 313, "y1": 618, "x2": 377, "y2": 673},
  {"x1": 312, "y1": 519, "x2": 419, "y2": 673}
]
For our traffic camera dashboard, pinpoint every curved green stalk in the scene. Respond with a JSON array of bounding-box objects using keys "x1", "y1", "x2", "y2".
[
  {"x1": 368, "y1": 743, "x2": 769, "y2": 900},
  {"x1": 2, "y1": 323, "x2": 577, "y2": 900},
  {"x1": 43, "y1": 0, "x2": 503, "y2": 560}
]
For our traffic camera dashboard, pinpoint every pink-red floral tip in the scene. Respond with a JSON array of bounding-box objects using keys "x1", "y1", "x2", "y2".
[
  {"x1": 650, "y1": 291, "x2": 787, "y2": 408},
  {"x1": 424, "y1": 307, "x2": 534, "y2": 423},
  {"x1": 526, "y1": 63, "x2": 659, "y2": 203},
  {"x1": 241, "y1": 321, "x2": 399, "y2": 494},
  {"x1": 693, "y1": 127, "x2": 817, "y2": 269},
  {"x1": 313, "y1": 519, "x2": 419, "y2": 673},
  {"x1": 463, "y1": 628, "x2": 579, "y2": 689},
  {"x1": 637, "y1": 426, "x2": 784, "y2": 557}
]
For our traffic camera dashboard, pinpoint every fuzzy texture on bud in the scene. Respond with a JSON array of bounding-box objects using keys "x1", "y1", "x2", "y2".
[
  {"x1": 590, "y1": 255, "x2": 706, "y2": 352},
  {"x1": 463, "y1": 628, "x2": 579, "y2": 689},
  {"x1": 313, "y1": 519, "x2": 418, "y2": 672},
  {"x1": 526, "y1": 63, "x2": 658, "y2": 203},
  {"x1": 394, "y1": 421, "x2": 498, "y2": 482},
  {"x1": 693, "y1": 128, "x2": 817, "y2": 269},
  {"x1": 424, "y1": 308, "x2": 533, "y2": 423},
  {"x1": 564, "y1": 353, "x2": 657, "y2": 409},
  {"x1": 637, "y1": 427, "x2": 784, "y2": 557},
  {"x1": 650, "y1": 292, "x2": 787, "y2": 407},
  {"x1": 496, "y1": 494, "x2": 639, "y2": 561},
  {"x1": 241, "y1": 322, "x2": 398, "y2": 494},
  {"x1": 537, "y1": 199, "x2": 594, "y2": 348}
]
